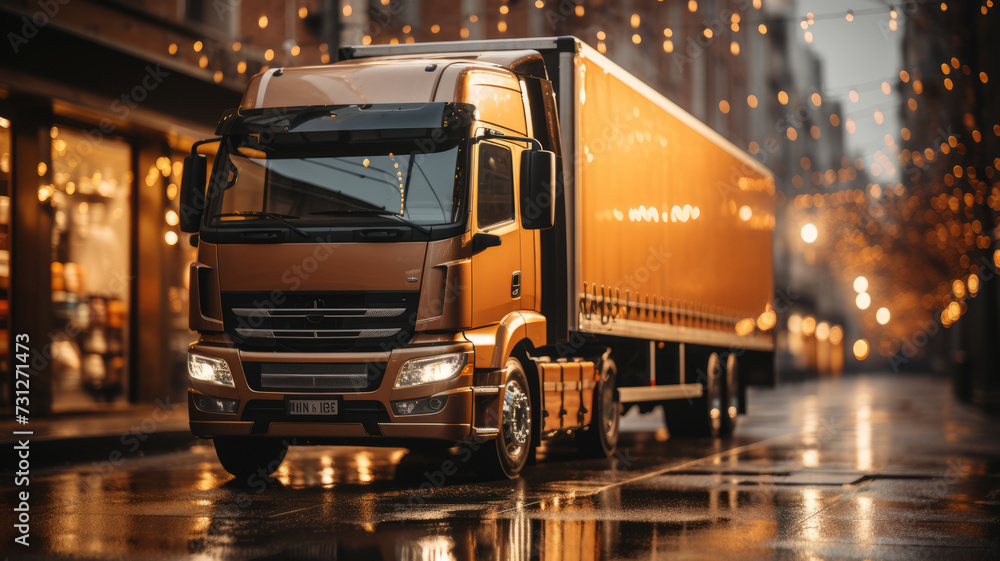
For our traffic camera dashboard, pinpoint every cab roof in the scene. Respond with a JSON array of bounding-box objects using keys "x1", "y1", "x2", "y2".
[{"x1": 240, "y1": 50, "x2": 545, "y2": 110}]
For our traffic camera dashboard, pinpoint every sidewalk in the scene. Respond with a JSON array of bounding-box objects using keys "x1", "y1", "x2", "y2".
[{"x1": 2, "y1": 394, "x2": 197, "y2": 471}]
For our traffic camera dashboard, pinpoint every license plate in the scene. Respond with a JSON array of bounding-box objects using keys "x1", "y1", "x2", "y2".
[{"x1": 286, "y1": 399, "x2": 339, "y2": 416}]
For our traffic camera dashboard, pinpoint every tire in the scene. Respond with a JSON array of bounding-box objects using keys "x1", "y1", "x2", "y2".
[
  {"x1": 214, "y1": 437, "x2": 289, "y2": 481},
  {"x1": 576, "y1": 358, "x2": 620, "y2": 458},
  {"x1": 721, "y1": 353, "x2": 739, "y2": 435},
  {"x1": 474, "y1": 357, "x2": 532, "y2": 480},
  {"x1": 663, "y1": 352, "x2": 723, "y2": 438}
]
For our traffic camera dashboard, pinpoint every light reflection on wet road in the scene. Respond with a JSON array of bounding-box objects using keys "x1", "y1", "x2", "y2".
[{"x1": 4, "y1": 373, "x2": 999, "y2": 560}]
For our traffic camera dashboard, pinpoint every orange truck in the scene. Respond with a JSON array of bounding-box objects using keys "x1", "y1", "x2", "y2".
[{"x1": 180, "y1": 37, "x2": 775, "y2": 480}]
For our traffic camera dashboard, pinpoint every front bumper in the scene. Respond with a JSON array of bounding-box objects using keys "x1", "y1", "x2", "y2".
[{"x1": 187, "y1": 341, "x2": 500, "y2": 443}]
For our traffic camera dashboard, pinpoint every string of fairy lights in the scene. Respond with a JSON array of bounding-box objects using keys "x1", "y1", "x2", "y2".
[{"x1": 36, "y1": 0, "x2": 989, "y2": 364}]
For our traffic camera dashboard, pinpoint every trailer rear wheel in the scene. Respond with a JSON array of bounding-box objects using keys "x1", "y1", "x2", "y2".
[
  {"x1": 721, "y1": 354, "x2": 740, "y2": 435},
  {"x1": 213, "y1": 437, "x2": 289, "y2": 481},
  {"x1": 663, "y1": 352, "x2": 723, "y2": 438},
  {"x1": 576, "y1": 358, "x2": 620, "y2": 458},
  {"x1": 475, "y1": 357, "x2": 532, "y2": 480}
]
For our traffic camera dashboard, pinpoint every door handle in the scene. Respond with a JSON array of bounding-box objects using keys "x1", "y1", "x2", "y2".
[{"x1": 511, "y1": 271, "x2": 521, "y2": 299}]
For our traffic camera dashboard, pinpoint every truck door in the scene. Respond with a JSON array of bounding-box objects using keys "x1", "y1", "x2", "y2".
[{"x1": 471, "y1": 141, "x2": 521, "y2": 327}]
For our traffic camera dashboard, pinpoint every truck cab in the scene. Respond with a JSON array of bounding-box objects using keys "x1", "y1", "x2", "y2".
[{"x1": 181, "y1": 49, "x2": 608, "y2": 480}]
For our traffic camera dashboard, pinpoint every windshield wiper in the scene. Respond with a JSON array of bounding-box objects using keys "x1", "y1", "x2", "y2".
[
  {"x1": 211, "y1": 211, "x2": 309, "y2": 239},
  {"x1": 309, "y1": 209, "x2": 430, "y2": 236}
]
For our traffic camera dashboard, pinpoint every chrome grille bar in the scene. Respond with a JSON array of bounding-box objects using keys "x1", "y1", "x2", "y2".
[
  {"x1": 260, "y1": 373, "x2": 370, "y2": 390},
  {"x1": 234, "y1": 328, "x2": 401, "y2": 339},
  {"x1": 231, "y1": 307, "x2": 406, "y2": 318}
]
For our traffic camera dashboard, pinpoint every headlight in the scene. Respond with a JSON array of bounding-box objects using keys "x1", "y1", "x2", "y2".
[
  {"x1": 188, "y1": 353, "x2": 235, "y2": 387},
  {"x1": 395, "y1": 353, "x2": 467, "y2": 388}
]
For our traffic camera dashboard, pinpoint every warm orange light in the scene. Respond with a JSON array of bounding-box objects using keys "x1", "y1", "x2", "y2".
[
  {"x1": 757, "y1": 309, "x2": 776, "y2": 331},
  {"x1": 829, "y1": 325, "x2": 844, "y2": 345},
  {"x1": 856, "y1": 292, "x2": 871, "y2": 310},
  {"x1": 801, "y1": 316, "x2": 817, "y2": 337},
  {"x1": 735, "y1": 318, "x2": 756, "y2": 336},
  {"x1": 853, "y1": 276, "x2": 868, "y2": 293},
  {"x1": 801, "y1": 223, "x2": 818, "y2": 243},
  {"x1": 853, "y1": 339, "x2": 870, "y2": 360},
  {"x1": 876, "y1": 307, "x2": 890, "y2": 325},
  {"x1": 815, "y1": 322, "x2": 830, "y2": 341},
  {"x1": 953, "y1": 279, "x2": 966, "y2": 298},
  {"x1": 947, "y1": 301, "x2": 960, "y2": 321},
  {"x1": 258, "y1": 15, "x2": 268, "y2": 29}
]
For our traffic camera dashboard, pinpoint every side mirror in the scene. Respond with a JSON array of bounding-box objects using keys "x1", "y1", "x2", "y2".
[
  {"x1": 179, "y1": 154, "x2": 207, "y2": 233},
  {"x1": 520, "y1": 149, "x2": 558, "y2": 230},
  {"x1": 471, "y1": 232, "x2": 502, "y2": 255}
]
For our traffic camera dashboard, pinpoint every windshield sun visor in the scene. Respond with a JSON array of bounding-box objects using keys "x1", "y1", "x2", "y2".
[{"x1": 215, "y1": 102, "x2": 477, "y2": 139}]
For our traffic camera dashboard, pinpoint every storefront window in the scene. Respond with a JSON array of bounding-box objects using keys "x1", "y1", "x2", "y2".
[
  {"x1": 49, "y1": 127, "x2": 131, "y2": 410},
  {"x1": 0, "y1": 117, "x2": 11, "y2": 390}
]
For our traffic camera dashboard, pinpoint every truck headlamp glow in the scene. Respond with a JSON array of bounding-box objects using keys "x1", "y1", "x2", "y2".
[
  {"x1": 187, "y1": 353, "x2": 235, "y2": 387},
  {"x1": 395, "y1": 353, "x2": 467, "y2": 388}
]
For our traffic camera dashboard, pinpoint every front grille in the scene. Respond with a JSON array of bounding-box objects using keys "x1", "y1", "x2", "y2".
[
  {"x1": 244, "y1": 362, "x2": 387, "y2": 392},
  {"x1": 222, "y1": 291, "x2": 417, "y2": 352}
]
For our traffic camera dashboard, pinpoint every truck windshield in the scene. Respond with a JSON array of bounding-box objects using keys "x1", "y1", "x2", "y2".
[{"x1": 208, "y1": 138, "x2": 464, "y2": 227}]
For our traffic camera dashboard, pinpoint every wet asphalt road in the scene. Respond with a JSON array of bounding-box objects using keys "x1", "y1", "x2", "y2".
[{"x1": 3, "y1": 373, "x2": 1000, "y2": 560}]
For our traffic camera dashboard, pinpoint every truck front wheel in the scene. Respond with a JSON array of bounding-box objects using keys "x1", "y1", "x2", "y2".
[
  {"x1": 475, "y1": 357, "x2": 532, "y2": 480},
  {"x1": 576, "y1": 358, "x2": 620, "y2": 458},
  {"x1": 213, "y1": 437, "x2": 289, "y2": 481}
]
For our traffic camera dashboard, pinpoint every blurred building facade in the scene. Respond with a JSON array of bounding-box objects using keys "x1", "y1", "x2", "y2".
[
  {"x1": 1, "y1": 0, "x2": 249, "y2": 413},
  {"x1": 897, "y1": 2, "x2": 1000, "y2": 405}
]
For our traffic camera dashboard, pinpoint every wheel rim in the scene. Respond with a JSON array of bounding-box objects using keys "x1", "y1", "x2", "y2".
[{"x1": 502, "y1": 378, "x2": 531, "y2": 458}]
